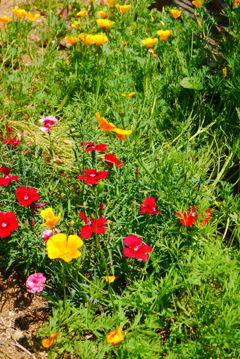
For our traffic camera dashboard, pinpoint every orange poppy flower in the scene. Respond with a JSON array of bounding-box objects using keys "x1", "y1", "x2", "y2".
[
  {"x1": 115, "y1": 4, "x2": 131, "y2": 13},
  {"x1": 0, "y1": 16, "x2": 12, "y2": 24},
  {"x1": 79, "y1": 33, "x2": 95, "y2": 45},
  {"x1": 64, "y1": 36, "x2": 79, "y2": 45},
  {"x1": 95, "y1": 112, "x2": 116, "y2": 131},
  {"x1": 42, "y1": 332, "x2": 59, "y2": 348},
  {"x1": 92, "y1": 34, "x2": 108, "y2": 45},
  {"x1": 25, "y1": 12, "x2": 40, "y2": 21},
  {"x1": 12, "y1": 8, "x2": 27, "y2": 18},
  {"x1": 141, "y1": 38, "x2": 158, "y2": 47},
  {"x1": 96, "y1": 19, "x2": 115, "y2": 29},
  {"x1": 98, "y1": 11, "x2": 107, "y2": 18},
  {"x1": 192, "y1": 0, "x2": 204, "y2": 7},
  {"x1": 233, "y1": 0, "x2": 239, "y2": 6},
  {"x1": 169, "y1": 9, "x2": 182, "y2": 19},
  {"x1": 106, "y1": 327, "x2": 124, "y2": 345},
  {"x1": 156, "y1": 30, "x2": 171, "y2": 40}
]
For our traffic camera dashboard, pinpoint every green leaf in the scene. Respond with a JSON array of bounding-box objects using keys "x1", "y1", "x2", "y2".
[{"x1": 180, "y1": 77, "x2": 204, "y2": 90}]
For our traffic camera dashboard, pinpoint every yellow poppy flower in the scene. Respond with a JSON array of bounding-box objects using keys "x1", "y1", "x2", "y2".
[
  {"x1": 115, "y1": 4, "x2": 131, "y2": 13},
  {"x1": 12, "y1": 8, "x2": 27, "y2": 18},
  {"x1": 92, "y1": 34, "x2": 108, "y2": 45},
  {"x1": 0, "y1": 16, "x2": 12, "y2": 24},
  {"x1": 106, "y1": 327, "x2": 124, "y2": 345},
  {"x1": 95, "y1": 112, "x2": 116, "y2": 131},
  {"x1": 98, "y1": 11, "x2": 107, "y2": 18},
  {"x1": 46, "y1": 233, "x2": 84, "y2": 262},
  {"x1": 104, "y1": 275, "x2": 116, "y2": 283},
  {"x1": 192, "y1": 0, "x2": 204, "y2": 7},
  {"x1": 64, "y1": 36, "x2": 79, "y2": 45},
  {"x1": 96, "y1": 19, "x2": 115, "y2": 29},
  {"x1": 156, "y1": 30, "x2": 171, "y2": 40},
  {"x1": 41, "y1": 208, "x2": 61, "y2": 228},
  {"x1": 42, "y1": 332, "x2": 59, "y2": 348},
  {"x1": 25, "y1": 12, "x2": 40, "y2": 21},
  {"x1": 169, "y1": 9, "x2": 182, "y2": 19},
  {"x1": 76, "y1": 10, "x2": 87, "y2": 17},
  {"x1": 141, "y1": 38, "x2": 158, "y2": 47},
  {"x1": 79, "y1": 33, "x2": 95, "y2": 45}
]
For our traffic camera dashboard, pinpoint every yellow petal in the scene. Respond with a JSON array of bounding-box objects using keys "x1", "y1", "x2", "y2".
[{"x1": 112, "y1": 128, "x2": 132, "y2": 135}]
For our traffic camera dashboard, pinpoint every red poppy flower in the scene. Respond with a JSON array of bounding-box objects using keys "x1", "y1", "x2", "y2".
[
  {"x1": 140, "y1": 197, "x2": 161, "y2": 215},
  {"x1": 0, "y1": 212, "x2": 19, "y2": 238},
  {"x1": 0, "y1": 167, "x2": 20, "y2": 186},
  {"x1": 16, "y1": 186, "x2": 40, "y2": 206},
  {"x1": 175, "y1": 205, "x2": 198, "y2": 226},
  {"x1": 104, "y1": 154, "x2": 123, "y2": 168},
  {"x1": 80, "y1": 142, "x2": 108, "y2": 152},
  {"x1": 123, "y1": 235, "x2": 152, "y2": 261},
  {"x1": 77, "y1": 169, "x2": 109, "y2": 184},
  {"x1": 4, "y1": 137, "x2": 20, "y2": 145},
  {"x1": 78, "y1": 212, "x2": 107, "y2": 238}
]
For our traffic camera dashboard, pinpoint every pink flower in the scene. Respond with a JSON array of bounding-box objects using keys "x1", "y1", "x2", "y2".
[
  {"x1": 78, "y1": 212, "x2": 107, "y2": 238},
  {"x1": 4, "y1": 137, "x2": 20, "y2": 145},
  {"x1": 0, "y1": 167, "x2": 20, "y2": 186},
  {"x1": 80, "y1": 142, "x2": 108, "y2": 152},
  {"x1": 140, "y1": 197, "x2": 161, "y2": 215},
  {"x1": 77, "y1": 169, "x2": 109, "y2": 184},
  {"x1": 42, "y1": 229, "x2": 61, "y2": 244},
  {"x1": 42, "y1": 229, "x2": 53, "y2": 244},
  {"x1": 39, "y1": 116, "x2": 58, "y2": 132},
  {"x1": 123, "y1": 235, "x2": 152, "y2": 261},
  {"x1": 26, "y1": 273, "x2": 46, "y2": 293}
]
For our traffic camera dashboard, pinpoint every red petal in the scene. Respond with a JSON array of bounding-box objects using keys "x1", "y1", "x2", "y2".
[
  {"x1": 78, "y1": 212, "x2": 88, "y2": 223},
  {"x1": 124, "y1": 235, "x2": 142, "y2": 248},
  {"x1": 139, "y1": 244, "x2": 152, "y2": 253},
  {"x1": 80, "y1": 225, "x2": 93, "y2": 238}
]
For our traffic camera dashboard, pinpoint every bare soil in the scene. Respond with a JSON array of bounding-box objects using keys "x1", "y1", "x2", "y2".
[{"x1": 0, "y1": 270, "x2": 50, "y2": 359}]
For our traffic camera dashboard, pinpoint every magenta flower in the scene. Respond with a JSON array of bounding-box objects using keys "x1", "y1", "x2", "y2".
[
  {"x1": 78, "y1": 212, "x2": 107, "y2": 238},
  {"x1": 77, "y1": 169, "x2": 109, "y2": 184},
  {"x1": 0, "y1": 167, "x2": 20, "y2": 186},
  {"x1": 26, "y1": 273, "x2": 46, "y2": 293},
  {"x1": 140, "y1": 197, "x2": 161, "y2": 215},
  {"x1": 123, "y1": 235, "x2": 153, "y2": 261},
  {"x1": 80, "y1": 142, "x2": 108, "y2": 152},
  {"x1": 39, "y1": 116, "x2": 58, "y2": 132}
]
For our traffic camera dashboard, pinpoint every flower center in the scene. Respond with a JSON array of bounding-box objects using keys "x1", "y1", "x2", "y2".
[
  {"x1": 89, "y1": 174, "x2": 96, "y2": 177},
  {"x1": 23, "y1": 195, "x2": 29, "y2": 200},
  {"x1": 1, "y1": 222, "x2": 8, "y2": 228},
  {"x1": 133, "y1": 245, "x2": 139, "y2": 251}
]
